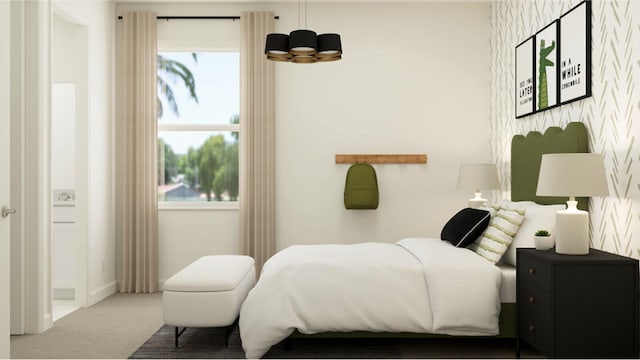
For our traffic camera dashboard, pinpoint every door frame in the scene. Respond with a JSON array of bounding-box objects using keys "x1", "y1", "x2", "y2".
[
  {"x1": 1, "y1": 0, "x2": 13, "y2": 356},
  {"x1": 13, "y1": 0, "x2": 54, "y2": 335},
  {"x1": 10, "y1": 0, "x2": 25, "y2": 336}
]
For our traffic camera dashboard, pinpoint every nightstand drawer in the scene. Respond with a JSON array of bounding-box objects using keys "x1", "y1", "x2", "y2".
[
  {"x1": 517, "y1": 285, "x2": 551, "y2": 322},
  {"x1": 516, "y1": 248, "x2": 639, "y2": 358},
  {"x1": 519, "y1": 311, "x2": 553, "y2": 356},
  {"x1": 518, "y1": 255, "x2": 551, "y2": 291}
]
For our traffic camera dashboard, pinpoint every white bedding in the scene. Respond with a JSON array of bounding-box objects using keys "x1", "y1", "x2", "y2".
[
  {"x1": 239, "y1": 238, "x2": 502, "y2": 359},
  {"x1": 497, "y1": 263, "x2": 516, "y2": 303}
]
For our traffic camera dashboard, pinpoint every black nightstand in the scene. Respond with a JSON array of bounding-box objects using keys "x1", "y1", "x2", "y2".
[{"x1": 516, "y1": 248, "x2": 639, "y2": 358}]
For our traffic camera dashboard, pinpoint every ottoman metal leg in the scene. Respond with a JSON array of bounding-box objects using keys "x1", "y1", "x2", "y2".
[
  {"x1": 224, "y1": 317, "x2": 239, "y2": 347},
  {"x1": 175, "y1": 326, "x2": 187, "y2": 348}
]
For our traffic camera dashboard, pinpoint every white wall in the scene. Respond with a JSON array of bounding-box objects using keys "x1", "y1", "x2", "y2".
[
  {"x1": 275, "y1": 2, "x2": 490, "y2": 249},
  {"x1": 117, "y1": 1, "x2": 491, "y2": 280},
  {"x1": 53, "y1": 0, "x2": 116, "y2": 305},
  {"x1": 158, "y1": 210, "x2": 239, "y2": 281},
  {"x1": 51, "y1": 83, "x2": 76, "y2": 190}
]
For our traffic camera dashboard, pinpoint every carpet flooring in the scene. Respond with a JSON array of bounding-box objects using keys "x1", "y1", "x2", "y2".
[
  {"x1": 130, "y1": 324, "x2": 543, "y2": 359},
  {"x1": 11, "y1": 293, "x2": 164, "y2": 359}
]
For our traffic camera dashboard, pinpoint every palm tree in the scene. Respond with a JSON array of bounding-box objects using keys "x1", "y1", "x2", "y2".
[{"x1": 157, "y1": 53, "x2": 199, "y2": 118}]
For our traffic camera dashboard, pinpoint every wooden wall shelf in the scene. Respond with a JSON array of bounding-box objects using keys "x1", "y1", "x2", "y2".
[{"x1": 335, "y1": 154, "x2": 427, "y2": 164}]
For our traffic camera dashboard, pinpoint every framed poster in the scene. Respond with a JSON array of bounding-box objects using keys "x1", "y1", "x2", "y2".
[
  {"x1": 515, "y1": 36, "x2": 535, "y2": 118},
  {"x1": 559, "y1": 0, "x2": 591, "y2": 104},
  {"x1": 535, "y1": 20, "x2": 559, "y2": 112}
]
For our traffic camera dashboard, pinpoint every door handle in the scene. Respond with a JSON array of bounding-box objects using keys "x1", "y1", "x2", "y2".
[{"x1": 2, "y1": 206, "x2": 16, "y2": 218}]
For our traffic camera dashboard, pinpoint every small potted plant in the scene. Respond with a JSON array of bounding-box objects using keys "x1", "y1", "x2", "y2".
[{"x1": 534, "y1": 229, "x2": 554, "y2": 250}]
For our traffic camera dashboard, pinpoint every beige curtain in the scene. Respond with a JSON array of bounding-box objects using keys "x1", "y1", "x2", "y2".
[
  {"x1": 119, "y1": 12, "x2": 159, "y2": 293},
  {"x1": 240, "y1": 12, "x2": 276, "y2": 275}
]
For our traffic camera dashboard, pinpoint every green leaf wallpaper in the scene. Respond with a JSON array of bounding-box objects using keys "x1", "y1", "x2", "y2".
[{"x1": 490, "y1": 0, "x2": 640, "y2": 258}]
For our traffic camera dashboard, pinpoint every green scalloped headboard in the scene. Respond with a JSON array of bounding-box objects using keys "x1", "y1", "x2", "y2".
[{"x1": 511, "y1": 122, "x2": 589, "y2": 210}]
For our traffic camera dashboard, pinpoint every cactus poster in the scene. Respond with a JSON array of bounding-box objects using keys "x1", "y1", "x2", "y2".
[
  {"x1": 535, "y1": 21, "x2": 559, "y2": 111},
  {"x1": 559, "y1": 0, "x2": 591, "y2": 104},
  {"x1": 515, "y1": 36, "x2": 535, "y2": 118}
]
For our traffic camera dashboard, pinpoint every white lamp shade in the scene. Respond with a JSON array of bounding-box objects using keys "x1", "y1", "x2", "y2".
[
  {"x1": 536, "y1": 153, "x2": 609, "y2": 197},
  {"x1": 457, "y1": 164, "x2": 500, "y2": 191},
  {"x1": 536, "y1": 153, "x2": 608, "y2": 256}
]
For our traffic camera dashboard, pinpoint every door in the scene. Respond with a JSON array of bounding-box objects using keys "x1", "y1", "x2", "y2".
[{"x1": 1, "y1": 0, "x2": 13, "y2": 357}]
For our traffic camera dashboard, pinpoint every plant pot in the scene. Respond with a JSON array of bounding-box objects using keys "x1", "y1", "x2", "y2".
[{"x1": 534, "y1": 235, "x2": 554, "y2": 250}]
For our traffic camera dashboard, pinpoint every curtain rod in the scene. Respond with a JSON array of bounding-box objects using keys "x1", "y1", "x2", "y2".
[{"x1": 116, "y1": 15, "x2": 279, "y2": 20}]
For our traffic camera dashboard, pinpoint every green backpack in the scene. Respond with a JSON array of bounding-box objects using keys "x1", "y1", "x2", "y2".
[{"x1": 344, "y1": 163, "x2": 379, "y2": 209}]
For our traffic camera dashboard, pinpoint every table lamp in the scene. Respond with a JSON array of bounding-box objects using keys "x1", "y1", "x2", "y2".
[
  {"x1": 536, "y1": 153, "x2": 608, "y2": 255},
  {"x1": 457, "y1": 164, "x2": 500, "y2": 208}
]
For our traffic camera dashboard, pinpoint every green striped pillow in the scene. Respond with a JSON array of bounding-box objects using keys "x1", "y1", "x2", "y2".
[{"x1": 468, "y1": 207, "x2": 526, "y2": 263}]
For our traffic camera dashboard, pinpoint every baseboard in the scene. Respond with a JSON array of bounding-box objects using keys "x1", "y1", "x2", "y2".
[
  {"x1": 42, "y1": 313, "x2": 52, "y2": 333},
  {"x1": 88, "y1": 280, "x2": 117, "y2": 306}
]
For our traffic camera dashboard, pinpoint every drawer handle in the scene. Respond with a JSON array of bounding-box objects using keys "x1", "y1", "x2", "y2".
[
  {"x1": 529, "y1": 325, "x2": 535, "y2": 333},
  {"x1": 529, "y1": 296, "x2": 536, "y2": 304},
  {"x1": 529, "y1": 267, "x2": 536, "y2": 275}
]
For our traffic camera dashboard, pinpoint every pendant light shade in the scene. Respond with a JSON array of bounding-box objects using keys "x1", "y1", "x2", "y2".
[
  {"x1": 265, "y1": 33, "x2": 289, "y2": 54},
  {"x1": 289, "y1": 29, "x2": 317, "y2": 56},
  {"x1": 264, "y1": 31, "x2": 342, "y2": 63},
  {"x1": 265, "y1": 33, "x2": 292, "y2": 61},
  {"x1": 316, "y1": 33, "x2": 342, "y2": 61},
  {"x1": 264, "y1": 0, "x2": 342, "y2": 63}
]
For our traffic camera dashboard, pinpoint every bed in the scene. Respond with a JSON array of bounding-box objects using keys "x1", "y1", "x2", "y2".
[{"x1": 238, "y1": 122, "x2": 588, "y2": 359}]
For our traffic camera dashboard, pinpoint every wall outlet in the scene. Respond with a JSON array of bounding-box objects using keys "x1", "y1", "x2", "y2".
[{"x1": 53, "y1": 189, "x2": 75, "y2": 204}]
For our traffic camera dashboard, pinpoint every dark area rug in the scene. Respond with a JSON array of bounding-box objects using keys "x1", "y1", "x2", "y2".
[{"x1": 130, "y1": 324, "x2": 542, "y2": 359}]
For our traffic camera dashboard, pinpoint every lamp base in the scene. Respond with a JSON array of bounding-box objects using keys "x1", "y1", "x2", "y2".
[
  {"x1": 468, "y1": 192, "x2": 487, "y2": 209},
  {"x1": 555, "y1": 201, "x2": 589, "y2": 255}
]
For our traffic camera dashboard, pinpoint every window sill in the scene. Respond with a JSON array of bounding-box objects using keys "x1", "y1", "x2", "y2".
[{"x1": 158, "y1": 201, "x2": 239, "y2": 211}]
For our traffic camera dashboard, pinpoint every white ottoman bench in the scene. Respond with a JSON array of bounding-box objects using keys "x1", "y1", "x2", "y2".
[{"x1": 162, "y1": 255, "x2": 255, "y2": 347}]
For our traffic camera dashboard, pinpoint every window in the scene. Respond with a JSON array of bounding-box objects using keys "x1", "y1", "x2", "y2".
[{"x1": 157, "y1": 52, "x2": 239, "y2": 207}]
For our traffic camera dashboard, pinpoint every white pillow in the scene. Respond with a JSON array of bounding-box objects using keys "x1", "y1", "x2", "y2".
[
  {"x1": 500, "y1": 202, "x2": 566, "y2": 266},
  {"x1": 469, "y1": 207, "x2": 526, "y2": 263},
  {"x1": 499, "y1": 200, "x2": 534, "y2": 210},
  {"x1": 479, "y1": 204, "x2": 498, "y2": 217}
]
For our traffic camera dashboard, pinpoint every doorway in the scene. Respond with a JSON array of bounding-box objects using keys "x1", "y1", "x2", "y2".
[
  {"x1": 51, "y1": 82, "x2": 79, "y2": 320},
  {"x1": 51, "y1": 11, "x2": 89, "y2": 322},
  {"x1": 9, "y1": 1, "x2": 89, "y2": 336}
]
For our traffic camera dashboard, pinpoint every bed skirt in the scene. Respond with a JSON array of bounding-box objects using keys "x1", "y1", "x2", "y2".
[{"x1": 288, "y1": 303, "x2": 517, "y2": 339}]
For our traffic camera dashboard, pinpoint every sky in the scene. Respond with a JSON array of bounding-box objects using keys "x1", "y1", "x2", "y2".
[{"x1": 158, "y1": 52, "x2": 239, "y2": 155}]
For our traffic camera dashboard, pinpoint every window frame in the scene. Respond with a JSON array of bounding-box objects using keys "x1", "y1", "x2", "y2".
[{"x1": 157, "y1": 51, "x2": 240, "y2": 211}]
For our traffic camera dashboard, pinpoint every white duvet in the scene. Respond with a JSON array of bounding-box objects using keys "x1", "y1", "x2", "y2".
[{"x1": 239, "y1": 238, "x2": 502, "y2": 359}]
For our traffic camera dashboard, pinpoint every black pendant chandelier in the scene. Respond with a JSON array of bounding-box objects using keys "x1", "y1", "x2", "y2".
[{"x1": 265, "y1": 0, "x2": 342, "y2": 63}]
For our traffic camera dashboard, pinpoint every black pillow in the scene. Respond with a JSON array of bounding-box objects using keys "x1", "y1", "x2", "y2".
[{"x1": 440, "y1": 208, "x2": 491, "y2": 248}]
